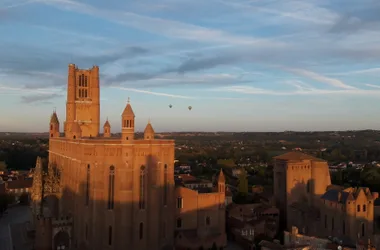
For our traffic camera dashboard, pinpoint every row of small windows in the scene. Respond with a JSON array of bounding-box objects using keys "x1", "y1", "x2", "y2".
[
  {"x1": 78, "y1": 88, "x2": 88, "y2": 98},
  {"x1": 108, "y1": 223, "x2": 145, "y2": 246},
  {"x1": 123, "y1": 119, "x2": 134, "y2": 128},
  {"x1": 357, "y1": 204, "x2": 366, "y2": 212},
  {"x1": 106, "y1": 164, "x2": 169, "y2": 211},
  {"x1": 176, "y1": 216, "x2": 210, "y2": 228},
  {"x1": 78, "y1": 74, "x2": 88, "y2": 87}
]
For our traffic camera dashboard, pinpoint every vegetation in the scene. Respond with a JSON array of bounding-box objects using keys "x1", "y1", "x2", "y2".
[
  {"x1": 238, "y1": 170, "x2": 248, "y2": 195},
  {"x1": 0, "y1": 193, "x2": 14, "y2": 215}
]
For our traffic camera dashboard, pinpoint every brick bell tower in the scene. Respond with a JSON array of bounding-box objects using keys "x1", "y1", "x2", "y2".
[{"x1": 64, "y1": 63, "x2": 100, "y2": 138}]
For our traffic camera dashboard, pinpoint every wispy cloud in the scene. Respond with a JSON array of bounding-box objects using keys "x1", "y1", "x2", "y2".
[
  {"x1": 281, "y1": 67, "x2": 356, "y2": 89},
  {"x1": 0, "y1": 85, "x2": 61, "y2": 95},
  {"x1": 112, "y1": 87, "x2": 195, "y2": 99},
  {"x1": 327, "y1": 67, "x2": 380, "y2": 76},
  {"x1": 214, "y1": 85, "x2": 380, "y2": 96},
  {"x1": 20, "y1": 93, "x2": 62, "y2": 103},
  {"x1": 29, "y1": 25, "x2": 117, "y2": 44},
  {"x1": 0, "y1": 0, "x2": 37, "y2": 10},
  {"x1": 365, "y1": 84, "x2": 380, "y2": 89},
  {"x1": 36, "y1": 0, "x2": 284, "y2": 47},
  {"x1": 218, "y1": 0, "x2": 338, "y2": 25}
]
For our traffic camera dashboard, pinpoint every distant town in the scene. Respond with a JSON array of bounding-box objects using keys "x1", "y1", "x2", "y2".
[{"x1": 1, "y1": 129, "x2": 380, "y2": 249}]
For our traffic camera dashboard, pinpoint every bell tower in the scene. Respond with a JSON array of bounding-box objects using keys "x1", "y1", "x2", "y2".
[
  {"x1": 49, "y1": 111, "x2": 60, "y2": 138},
  {"x1": 64, "y1": 64, "x2": 100, "y2": 138},
  {"x1": 121, "y1": 98, "x2": 135, "y2": 142}
]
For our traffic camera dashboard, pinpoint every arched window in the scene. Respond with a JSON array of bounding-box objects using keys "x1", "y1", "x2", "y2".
[
  {"x1": 85, "y1": 164, "x2": 90, "y2": 206},
  {"x1": 177, "y1": 218, "x2": 182, "y2": 228},
  {"x1": 139, "y1": 166, "x2": 145, "y2": 209},
  {"x1": 342, "y1": 220, "x2": 345, "y2": 235},
  {"x1": 84, "y1": 76, "x2": 88, "y2": 87},
  {"x1": 363, "y1": 204, "x2": 366, "y2": 212},
  {"x1": 139, "y1": 222, "x2": 143, "y2": 240},
  {"x1": 163, "y1": 164, "x2": 168, "y2": 206},
  {"x1": 206, "y1": 216, "x2": 211, "y2": 226},
  {"x1": 73, "y1": 135, "x2": 76, "y2": 139},
  {"x1": 108, "y1": 226, "x2": 112, "y2": 245},
  {"x1": 177, "y1": 197, "x2": 183, "y2": 208},
  {"x1": 108, "y1": 166, "x2": 115, "y2": 210},
  {"x1": 361, "y1": 223, "x2": 365, "y2": 237},
  {"x1": 79, "y1": 75, "x2": 82, "y2": 86}
]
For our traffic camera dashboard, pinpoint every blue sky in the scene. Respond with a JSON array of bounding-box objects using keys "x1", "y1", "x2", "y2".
[{"x1": 1, "y1": 0, "x2": 380, "y2": 132}]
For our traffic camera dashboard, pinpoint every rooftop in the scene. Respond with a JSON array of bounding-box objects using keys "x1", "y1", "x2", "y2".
[{"x1": 274, "y1": 151, "x2": 325, "y2": 162}]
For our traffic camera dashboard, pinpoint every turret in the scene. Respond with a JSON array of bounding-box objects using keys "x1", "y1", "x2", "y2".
[
  {"x1": 218, "y1": 169, "x2": 225, "y2": 193},
  {"x1": 121, "y1": 97, "x2": 135, "y2": 142},
  {"x1": 144, "y1": 120, "x2": 155, "y2": 140},
  {"x1": 71, "y1": 122, "x2": 82, "y2": 139},
  {"x1": 103, "y1": 118, "x2": 111, "y2": 138},
  {"x1": 49, "y1": 111, "x2": 60, "y2": 138}
]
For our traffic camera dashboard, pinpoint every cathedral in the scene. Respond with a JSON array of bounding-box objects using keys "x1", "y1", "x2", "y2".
[{"x1": 30, "y1": 64, "x2": 227, "y2": 250}]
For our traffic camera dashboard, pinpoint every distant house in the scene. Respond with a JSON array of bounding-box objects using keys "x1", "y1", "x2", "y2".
[
  {"x1": 5, "y1": 178, "x2": 33, "y2": 200},
  {"x1": 232, "y1": 168, "x2": 243, "y2": 178}
]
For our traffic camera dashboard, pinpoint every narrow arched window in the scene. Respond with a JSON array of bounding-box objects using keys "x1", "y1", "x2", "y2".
[
  {"x1": 177, "y1": 197, "x2": 183, "y2": 208},
  {"x1": 206, "y1": 216, "x2": 211, "y2": 226},
  {"x1": 108, "y1": 226, "x2": 112, "y2": 245},
  {"x1": 84, "y1": 76, "x2": 88, "y2": 87},
  {"x1": 139, "y1": 166, "x2": 145, "y2": 209},
  {"x1": 177, "y1": 218, "x2": 182, "y2": 228},
  {"x1": 361, "y1": 223, "x2": 365, "y2": 237},
  {"x1": 108, "y1": 166, "x2": 115, "y2": 210},
  {"x1": 342, "y1": 220, "x2": 345, "y2": 235},
  {"x1": 85, "y1": 164, "x2": 90, "y2": 206},
  {"x1": 163, "y1": 164, "x2": 168, "y2": 206},
  {"x1": 79, "y1": 75, "x2": 82, "y2": 86},
  {"x1": 84, "y1": 89, "x2": 87, "y2": 98},
  {"x1": 139, "y1": 222, "x2": 143, "y2": 240}
]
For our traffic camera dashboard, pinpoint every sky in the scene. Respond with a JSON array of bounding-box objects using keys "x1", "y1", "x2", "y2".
[{"x1": 1, "y1": 0, "x2": 380, "y2": 132}]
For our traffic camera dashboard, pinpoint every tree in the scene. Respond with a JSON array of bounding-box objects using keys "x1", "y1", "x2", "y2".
[
  {"x1": 238, "y1": 170, "x2": 248, "y2": 195},
  {"x1": 0, "y1": 161, "x2": 7, "y2": 172},
  {"x1": 19, "y1": 193, "x2": 30, "y2": 205}
]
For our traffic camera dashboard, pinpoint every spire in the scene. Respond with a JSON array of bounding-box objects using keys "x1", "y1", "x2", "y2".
[
  {"x1": 122, "y1": 99, "x2": 135, "y2": 117},
  {"x1": 50, "y1": 111, "x2": 59, "y2": 124},
  {"x1": 144, "y1": 121, "x2": 155, "y2": 140},
  {"x1": 103, "y1": 118, "x2": 111, "y2": 128},
  {"x1": 218, "y1": 169, "x2": 225, "y2": 183}
]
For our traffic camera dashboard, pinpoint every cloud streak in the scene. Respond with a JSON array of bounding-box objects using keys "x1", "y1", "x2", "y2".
[
  {"x1": 37, "y1": 0, "x2": 284, "y2": 47},
  {"x1": 215, "y1": 85, "x2": 380, "y2": 96},
  {"x1": 112, "y1": 87, "x2": 195, "y2": 99}
]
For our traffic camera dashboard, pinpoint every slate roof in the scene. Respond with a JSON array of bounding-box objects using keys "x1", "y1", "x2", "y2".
[{"x1": 321, "y1": 189, "x2": 351, "y2": 204}]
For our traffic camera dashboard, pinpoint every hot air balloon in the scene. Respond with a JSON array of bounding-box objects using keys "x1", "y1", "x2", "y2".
[
  {"x1": 188, "y1": 106, "x2": 192, "y2": 111},
  {"x1": 169, "y1": 104, "x2": 172, "y2": 108}
]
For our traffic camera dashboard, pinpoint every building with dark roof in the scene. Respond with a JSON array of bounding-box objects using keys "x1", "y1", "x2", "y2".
[{"x1": 273, "y1": 151, "x2": 376, "y2": 247}]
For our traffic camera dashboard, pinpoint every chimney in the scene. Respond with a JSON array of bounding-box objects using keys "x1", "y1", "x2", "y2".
[{"x1": 372, "y1": 192, "x2": 379, "y2": 200}]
